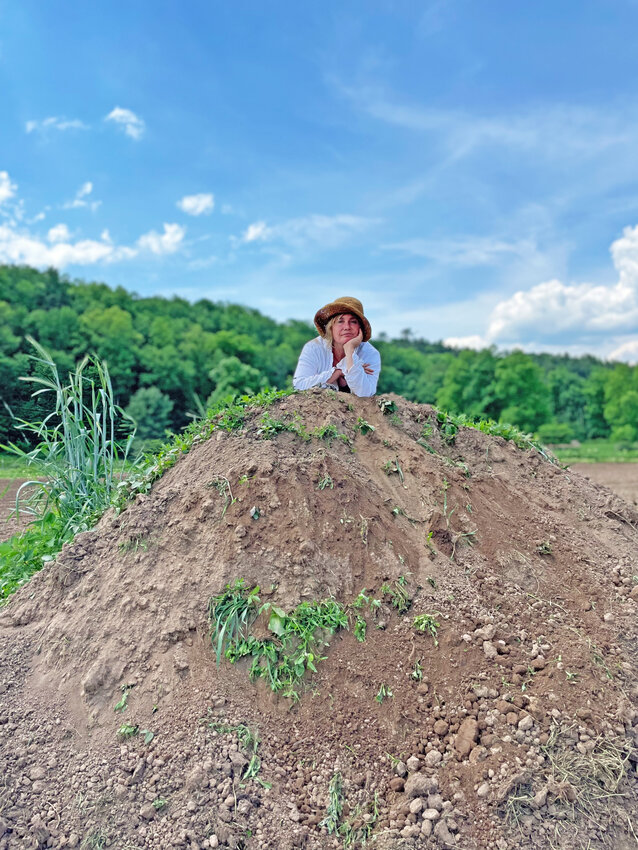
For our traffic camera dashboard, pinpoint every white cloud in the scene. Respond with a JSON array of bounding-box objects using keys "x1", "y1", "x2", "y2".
[
  {"x1": 137, "y1": 223, "x2": 185, "y2": 255},
  {"x1": 177, "y1": 193, "x2": 215, "y2": 216},
  {"x1": 444, "y1": 335, "x2": 489, "y2": 350},
  {"x1": 25, "y1": 116, "x2": 89, "y2": 134},
  {"x1": 0, "y1": 223, "x2": 136, "y2": 267},
  {"x1": 242, "y1": 221, "x2": 269, "y2": 243},
  {"x1": 47, "y1": 224, "x2": 71, "y2": 243},
  {"x1": 459, "y1": 224, "x2": 638, "y2": 347},
  {"x1": 105, "y1": 107, "x2": 145, "y2": 140},
  {"x1": 0, "y1": 171, "x2": 17, "y2": 204},
  {"x1": 238, "y1": 214, "x2": 379, "y2": 249},
  {"x1": 62, "y1": 181, "x2": 101, "y2": 212},
  {"x1": 608, "y1": 339, "x2": 638, "y2": 364}
]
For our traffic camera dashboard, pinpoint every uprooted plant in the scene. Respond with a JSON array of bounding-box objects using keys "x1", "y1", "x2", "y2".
[{"x1": 208, "y1": 580, "x2": 349, "y2": 701}]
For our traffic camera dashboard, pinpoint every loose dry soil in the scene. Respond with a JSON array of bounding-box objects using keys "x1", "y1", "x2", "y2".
[{"x1": 0, "y1": 390, "x2": 636, "y2": 850}]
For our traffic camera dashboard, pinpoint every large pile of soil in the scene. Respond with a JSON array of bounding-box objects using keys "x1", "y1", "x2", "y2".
[{"x1": 1, "y1": 390, "x2": 636, "y2": 850}]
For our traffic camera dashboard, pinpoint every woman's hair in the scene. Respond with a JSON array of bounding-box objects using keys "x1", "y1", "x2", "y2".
[{"x1": 324, "y1": 313, "x2": 362, "y2": 345}]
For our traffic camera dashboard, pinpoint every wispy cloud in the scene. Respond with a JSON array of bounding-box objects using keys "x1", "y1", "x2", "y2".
[
  {"x1": 0, "y1": 172, "x2": 17, "y2": 205},
  {"x1": 177, "y1": 193, "x2": 215, "y2": 216},
  {"x1": 26, "y1": 116, "x2": 89, "y2": 134},
  {"x1": 381, "y1": 235, "x2": 536, "y2": 267},
  {"x1": 237, "y1": 213, "x2": 380, "y2": 250},
  {"x1": 62, "y1": 181, "x2": 101, "y2": 212},
  {"x1": 105, "y1": 107, "x2": 146, "y2": 140},
  {"x1": 137, "y1": 223, "x2": 185, "y2": 255},
  {"x1": 336, "y1": 79, "x2": 638, "y2": 163}
]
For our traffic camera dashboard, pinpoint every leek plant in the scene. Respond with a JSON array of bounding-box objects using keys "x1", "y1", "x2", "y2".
[
  {"x1": 0, "y1": 339, "x2": 134, "y2": 601},
  {"x1": 3, "y1": 337, "x2": 134, "y2": 536}
]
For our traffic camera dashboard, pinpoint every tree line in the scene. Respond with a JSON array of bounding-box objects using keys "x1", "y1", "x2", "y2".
[{"x1": 1, "y1": 264, "x2": 636, "y2": 448}]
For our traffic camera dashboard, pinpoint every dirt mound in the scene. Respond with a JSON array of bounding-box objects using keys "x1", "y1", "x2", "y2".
[{"x1": 1, "y1": 390, "x2": 637, "y2": 850}]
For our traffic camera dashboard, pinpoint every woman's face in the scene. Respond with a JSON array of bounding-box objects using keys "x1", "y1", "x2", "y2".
[{"x1": 332, "y1": 313, "x2": 361, "y2": 346}]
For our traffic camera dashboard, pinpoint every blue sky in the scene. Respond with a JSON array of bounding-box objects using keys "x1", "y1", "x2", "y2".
[{"x1": 2, "y1": 0, "x2": 638, "y2": 361}]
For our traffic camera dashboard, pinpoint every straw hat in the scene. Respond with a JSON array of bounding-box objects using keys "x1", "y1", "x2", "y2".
[{"x1": 314, "y1": 296, "x2": 372, "y2": 342}]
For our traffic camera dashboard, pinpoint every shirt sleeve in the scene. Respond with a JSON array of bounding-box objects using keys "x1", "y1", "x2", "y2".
[
  {"x1": 335, "y1": 344, "x2": 381, "y2": 397},
  {"x1": 293, "y1": 341, "x2": 335, "y2": 391}
]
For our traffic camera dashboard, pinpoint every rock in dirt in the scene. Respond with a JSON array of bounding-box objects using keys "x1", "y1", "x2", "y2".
[
  {"x1": 405, "y1": 774, "x2": 438, "y2": 798},
  {"x1": 454, "y1": 718, "x2": 479, "y2": 757}
]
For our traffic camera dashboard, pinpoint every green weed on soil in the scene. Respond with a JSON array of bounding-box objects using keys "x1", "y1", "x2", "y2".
[{"x1": 209, "y1": 580, "x2": 349, "y2": 702}]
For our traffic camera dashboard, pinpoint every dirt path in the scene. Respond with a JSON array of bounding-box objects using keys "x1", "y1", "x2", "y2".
[
  {"x1": 0, "y1": 479, "x2": 33, "y2": 542},
  {"x1": 571, "y1": 462, "x2": 638, "y2": 505}
]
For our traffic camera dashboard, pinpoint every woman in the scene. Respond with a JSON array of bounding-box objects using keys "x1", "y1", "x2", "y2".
[{"x1": 293, "y1": 297, "x2": 381, "y2": 397}]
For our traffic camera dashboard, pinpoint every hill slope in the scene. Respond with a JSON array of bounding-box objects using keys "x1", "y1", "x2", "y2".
[{"x1": 0, "y1": 390, "x2": 637, "y2": 850}]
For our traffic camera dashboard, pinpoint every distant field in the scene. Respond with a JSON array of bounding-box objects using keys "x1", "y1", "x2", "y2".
[
  {"x1": 0, "y1": 454, "x2": 34, "y2": 479},
  {"x1": 552, "y1": 440, "x2": 638, "y2": 464}
]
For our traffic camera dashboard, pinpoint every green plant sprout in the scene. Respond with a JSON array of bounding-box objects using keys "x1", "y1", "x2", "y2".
[
  {"x1": 411, "y1": 659, "x2": 423, "y2": 681},
  {"x1": 383, "y1": 458, "x2": 404, "y2": 483},
  {"x1": 354, "y1": 616, "x2": 367, "y2": 642},
  {"x1": 355, "y1": 417, "x2": 375, "y2": 435},
  {"x1": 375, "y1": 683, "x2": 393, "y2": 703},
  {"x1": 114, "y1": 684, "x2": 134, "y2": 712},
  {"x1": 317, "y1": 475, "x2": 334, "y2": 490},
  {"x1": 378, "y1": 398, "x2": 397, "y2": 415},
  {"x1": 413, "y1": 613, "x2": 441, "y2": 646}
]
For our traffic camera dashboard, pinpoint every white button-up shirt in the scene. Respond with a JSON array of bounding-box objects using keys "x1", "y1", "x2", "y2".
[{"x1": 293, "y1": 336, "x2": 381, "y2": 397}]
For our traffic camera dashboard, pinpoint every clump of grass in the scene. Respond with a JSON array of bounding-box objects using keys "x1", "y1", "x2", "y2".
[
  {"x1": 208, "y1": 582, "x2": 348, "y2": 701},
  {"x1": 257, "y1": 411, "x2": 309, "y2": 441},
  {"x1": 320, "y1": 772, "x2": 380, "y2": 848},
  {"x1": 382, "y1": 458, "x2": 404, "y2": 483},
  {"x1": 413, "y1": 613, "x2": 441, "y2": 646},
  {"x1": 314, "y1": 424, "x2": 350, "y2": 446},
  {"x1": 435, "y1": 409, "x2": 558, "y2": 463},
  {"x1": 208, "y1": 579, "x2": 261, "y2": 664},
  {"x1": 320, "y1": 771, "x2": 345, "y2": 834},
  {"x1": 206, "y1": 476, "x2": 237, "y2": 517},
  {"x1": 504, "y1": 723, "x2": 634, "y2": 834}
]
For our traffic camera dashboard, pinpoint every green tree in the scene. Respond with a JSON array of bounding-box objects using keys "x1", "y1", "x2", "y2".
[
  {"x1": 207, "y1": 357, "x2": 267, "y2": 405},
  {"x1": 436, "y1": 349, "x2": 499, "y2": 419},
  {"x1": 125, "y1": 387, "x2": 174, "y2": 440},
  {"x1": 492, "y1": 352, "x2": 551, "y2": 432}
]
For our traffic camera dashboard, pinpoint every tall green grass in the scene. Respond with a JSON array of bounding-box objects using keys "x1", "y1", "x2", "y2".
[
  {"x1": 0, "y1": 339, "x2": 134, "y2": 602},
  {"x1": 2, "y1": 337, "x2": 134, "y2": 535}
]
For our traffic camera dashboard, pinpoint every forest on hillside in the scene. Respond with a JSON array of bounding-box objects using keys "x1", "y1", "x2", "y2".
[{"x1": 1, "y1": 264, "x2": 637, "y2": 447}]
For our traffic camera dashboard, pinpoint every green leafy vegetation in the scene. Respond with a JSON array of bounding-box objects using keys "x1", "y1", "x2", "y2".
[
  {"x1": 413, "y1": 613, "x2": 441, "y2": 645},
  {"x1": 208, "y1": 581, "x2": 349, "y2": 701}
]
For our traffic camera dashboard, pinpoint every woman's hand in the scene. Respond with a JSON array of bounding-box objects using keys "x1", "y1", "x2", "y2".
[
  {"x1": 326, "y1": 368, "x2": 343, "y2": 384},
  {"x1": 363, "y1": 363, "x2": 374, "y2": 375},
  {"x1": 343, "y1": 330, "x2": 363, "y2": 357}
]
